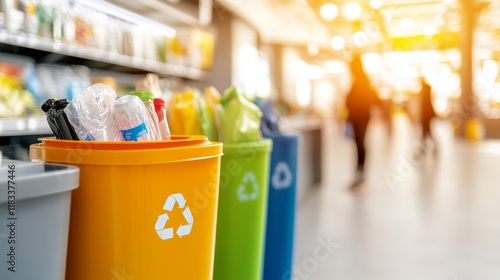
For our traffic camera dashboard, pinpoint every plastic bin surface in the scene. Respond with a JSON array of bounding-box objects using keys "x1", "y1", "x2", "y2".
[
  {"x1": 213, "y1": 139, "x2": 272, "y2": 280},
  {"x1": 263, "y1": 134, "x2": 299, "y2": 280},
  {"x1": 30, "y1": 136, "x2": 222, "y2": 280},
  {"x1": 0, "y1": 159, "x2": 79, "y2": 280}
]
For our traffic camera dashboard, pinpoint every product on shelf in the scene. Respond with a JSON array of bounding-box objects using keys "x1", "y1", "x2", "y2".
[
  {"x1": 4, "y1": 0, "x2": 24, "y2": 34},
  {"x1": 190, "y1": 28, "x2": 215, "y2": 70},
  {"x1": 2, "y1": 0, "x2": 216, "y2": 74},
  {"x1": 156, "y1": 36, "x2": 167, "y2": 63},
  {"x1": 169, "y1": 30, "x2": 189, "y2": 67},
  {"x1": 36, "y1": 63, "x2": 91, "y2": 101},
  {"x1": 0, "y1": 68, "x2": 37, "y2": 118},
  {"x1": 23, "y1": 0, "x2": 38, "y2": 36},
  {"x1": 61, "y1": 0, "x2": 75, "y2": 43},
  {"x1": 91, "y1": 76, "x2": 118, "y2": 93}
]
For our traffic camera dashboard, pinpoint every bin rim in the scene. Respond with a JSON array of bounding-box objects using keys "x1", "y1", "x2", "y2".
[
  {"x1": 37, "y1": 135, "x2": 211, "y2": 150},
  {"x1": 265, "y1": 133, "x2": 299, "y2": 142},
  {"x1": 30, "y1": 135, "x2": 223, "y2": 166},
  {"x1": 222, "y1": 138, "x2": 272, "y2": 154},
  {"x1": 0, "y1": 162, "x2": 79, "y2": 203}
]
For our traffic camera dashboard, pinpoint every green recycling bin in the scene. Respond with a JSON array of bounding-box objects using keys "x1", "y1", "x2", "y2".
[{"x1": 213, "y1": 139, "x2": 272, "y2": 280}]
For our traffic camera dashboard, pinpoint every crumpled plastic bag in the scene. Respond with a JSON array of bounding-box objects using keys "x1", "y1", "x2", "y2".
[
  {"x1": 217, "y1": 86, "x2": 262, "y2": 143},
  {"x1": 254, "y1": 98, "x2": 281, "y2": 138},
  {"x1": 64, "y1": 83, "x2": 123, "y2": 141},
  {"x1": 168, "y1": 89, "x2": 202, "y2": 135}
]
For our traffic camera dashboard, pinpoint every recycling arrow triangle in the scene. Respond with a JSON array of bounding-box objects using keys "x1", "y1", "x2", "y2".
[
  {"x1": 237, "y1": 172, "x2": 259, "y2": 202},
  {"x1": 155, "y1": 193, "x2": 194, "y2": 240},
  {"x1": 272, "y1": 161, "x2": 292, "y2": 190}
]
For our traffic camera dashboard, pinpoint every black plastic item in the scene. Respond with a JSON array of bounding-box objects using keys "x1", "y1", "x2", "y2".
[
  {"x1": 52, "y1": 99, "x2": 80, "y2": 140},
  {"x1": 41, "y1": 99, "x2": 61, "y2": 138}
]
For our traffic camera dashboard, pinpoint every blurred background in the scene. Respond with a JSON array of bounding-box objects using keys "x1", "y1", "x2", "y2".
[{"x1": 0, "y1": 0, "x2": 499, "y2": 279}]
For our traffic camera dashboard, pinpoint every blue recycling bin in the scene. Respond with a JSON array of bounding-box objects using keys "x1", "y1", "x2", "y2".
[{"x1": 263, "y1": 134, "x2": 299, "y2": 280}]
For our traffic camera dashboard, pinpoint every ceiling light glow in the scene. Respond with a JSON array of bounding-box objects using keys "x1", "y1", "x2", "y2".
[
  {"x1": 342, "y1": 2, "x2": 363, "y2": 22},
  {"x1": 381, "y1": 10, "x2": 392, "y2": 23},
  {"x1": 353, "y1": 31, "x2": 369, "y2": 47},
  {"x1": 320, "y1": 3, "x2": 339, "y2": 21},
  {"x1": 330, "y1": 36, "x2": 345, "y2": 51},
  {"x1": 401, "y1": 17, "x2": 413, "y2": 28},
  {"x1": 307, "y1": 43, "x2": 320, "y2": 56},
  {"x1": 423, "y1": 24, "x2": 436, "y2": 36},
  {"x1": 370, "y1": 0, "x2": 383, "y2": 9}
]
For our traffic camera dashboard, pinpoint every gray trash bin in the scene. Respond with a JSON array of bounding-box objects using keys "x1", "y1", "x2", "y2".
[{"x1": 0, "y1": 159, "x2": 79, "y2": 280}]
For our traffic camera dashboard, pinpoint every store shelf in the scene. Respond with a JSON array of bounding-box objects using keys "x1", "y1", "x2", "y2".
[
  {"x1": 0, "y1": 31, "x2": 207, "y2": 80},
  {"x1": 0, "y1": 117, "x2": 52, "y2": 137}
]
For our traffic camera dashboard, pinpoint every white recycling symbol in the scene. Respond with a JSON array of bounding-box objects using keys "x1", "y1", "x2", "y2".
[
  {"x1": 155, "y1": 193, "x2": 193, "y2": 240},
  {"x1": 272, "y1": 161, "x2": 293, "y2": 190},
  {"x1": 237, "y1": 172, "x2": 259, "y2": 202}
]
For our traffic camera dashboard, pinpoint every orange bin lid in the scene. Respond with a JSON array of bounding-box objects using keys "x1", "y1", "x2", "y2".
[
  {"x1": 30, "y1": 135, "x2": 223, "y2": 166},
  {"x1": 38, "y1": 135, "x2": 210, "y2": 150}
]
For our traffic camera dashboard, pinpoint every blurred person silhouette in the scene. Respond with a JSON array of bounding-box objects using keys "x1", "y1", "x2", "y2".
[
  {"x1": 419, "y1": 77, "x2": 437, "y2": 155},
  {"x1": 345, "y1": 53, "x2": 382, "y2": 188}
]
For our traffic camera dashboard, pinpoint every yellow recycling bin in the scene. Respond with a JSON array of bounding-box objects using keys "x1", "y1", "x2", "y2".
[{"x1": 30, "y1": 136, "x2": 222, "y2": 280}]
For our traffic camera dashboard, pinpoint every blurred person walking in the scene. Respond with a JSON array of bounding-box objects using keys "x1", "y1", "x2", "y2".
[
  {"x1": 419, "y1": 77, "x2": 437, "y2": 155},
  {"x1": 345, "y1": 53, "x2": 382, "y2": 189}
]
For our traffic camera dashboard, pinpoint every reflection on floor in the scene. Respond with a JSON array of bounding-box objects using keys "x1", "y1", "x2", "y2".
[{"x1": 293, "y1": 115, "x2": 500, "y2": 280}]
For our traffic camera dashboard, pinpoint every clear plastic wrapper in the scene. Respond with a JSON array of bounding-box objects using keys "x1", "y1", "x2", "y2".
[
  {"x1": 114, "y1": 95, "x2": 155, "y2": 141},
  {"x1": 64, "y1": 83, "x2": 123, "y2": 141}
]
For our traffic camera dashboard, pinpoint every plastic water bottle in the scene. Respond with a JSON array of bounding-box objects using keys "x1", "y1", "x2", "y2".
[
  {"x1": 128, "y1": 91, "x2": 161, "y2": 140},
  {"x1": 153, "y1": 98, "x2": 171, "y2": 140},
  {"x1": 114, "y1": 95, "x2": 153, "y2": 141}
]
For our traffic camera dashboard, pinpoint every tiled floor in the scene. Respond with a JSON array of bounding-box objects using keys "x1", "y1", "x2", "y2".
[{"x1": 293, "y1": 115, "x2": 500, "y2": 280}]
